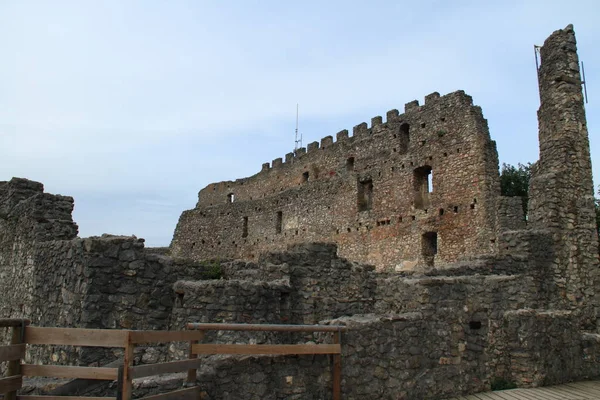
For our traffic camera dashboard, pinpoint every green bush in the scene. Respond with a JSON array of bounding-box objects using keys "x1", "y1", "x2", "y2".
[
  {"x1": 490, "y1": 377, "x2": 517, "y2": 391},
  {"x1": 200, "y1": 260, "x2": 222, "y2": 279}
]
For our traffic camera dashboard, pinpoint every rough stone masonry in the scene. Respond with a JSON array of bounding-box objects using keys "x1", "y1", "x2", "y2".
[{"x1": 1, "y1": 24, "x2": 599, "y2": 400}]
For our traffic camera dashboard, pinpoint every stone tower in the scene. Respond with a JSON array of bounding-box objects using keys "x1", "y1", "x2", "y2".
[{"x1": 528, "y1": 24, "x2": 599, "y2": 308}]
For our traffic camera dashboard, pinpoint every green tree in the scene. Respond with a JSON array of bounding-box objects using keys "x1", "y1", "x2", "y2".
[{"x1": 500, "y1": 162, "x2": 532, "y2": 217}]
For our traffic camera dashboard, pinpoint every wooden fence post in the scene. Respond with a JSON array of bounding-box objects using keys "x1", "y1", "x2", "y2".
[
  {"x1": 186, "y1": 331, "x2": 204, "y2": 385},
  {"x1": 5, "y1": 320, "x2": 27, "y2": 400},
  {"x1": 121, "y1": 331, "x2": 134, "y2": 400},
  {"x1": 332, "y1": 329, "x2": 341, "y2": 400}
]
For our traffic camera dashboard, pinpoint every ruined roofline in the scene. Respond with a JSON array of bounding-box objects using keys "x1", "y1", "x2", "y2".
[{"x1": 201, "y1": 89, "x2": 477, "y2": 195}]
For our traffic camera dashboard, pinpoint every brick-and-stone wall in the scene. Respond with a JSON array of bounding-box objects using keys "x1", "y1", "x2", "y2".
[{"x1": 171, "y1": 90, "x2": 502, "y2": 271}]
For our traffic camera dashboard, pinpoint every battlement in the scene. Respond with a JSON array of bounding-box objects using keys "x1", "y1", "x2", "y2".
[
  {"x1": 197, "y1": 90, "x2": 478, "y2": 207},
  {"x1": 174, "y1": 89, "x2": 497, "y2": 270}
]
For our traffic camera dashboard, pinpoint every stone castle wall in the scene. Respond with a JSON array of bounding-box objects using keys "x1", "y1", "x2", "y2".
[
  {"x1": 171, "y1": 90, "x2": 503, "y2": 271},
  {"x1": 2, "y1": 23, "x2": 599, "y2": 400},
  {"x1": 0, "y1": 178, "x2": 214, "y2": 367},
  {"x1": 167, "y1": 243, "x2": 599, "y2": 399},
  {"x1": 528, "y1": 24, "x2": 600, "y2": 311}
]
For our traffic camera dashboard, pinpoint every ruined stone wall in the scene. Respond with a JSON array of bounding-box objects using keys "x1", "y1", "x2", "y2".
[
  {"x1": 171, "y1": 90, "x2": 502, "y2": 271},
  {"x1": 528, "y1": 24, "x2": 600, "y2": 310},
  {"x1": 167, "y1": 243, "x2": 599, "y2": 399},
  {"x1": 0, "y1": 178, "x2": 213, "y2": 366},
  {"x1": 0, "y1": 178, "x2": 78, "y2": 325}
]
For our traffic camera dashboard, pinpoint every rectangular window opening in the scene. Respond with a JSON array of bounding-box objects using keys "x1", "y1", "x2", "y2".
[
  {"x1": 276, "y1": 211, "x2": 282, "y2": 234},
  {"x1": 242, "y1": 216, "x2": 248, "y2": 238},
  {"x1": 357, "y1": 179, "x2": 373, "y2": 212},
  {"x1": 413, "y1": 166, "x2": 432, "y2": 209},
  {"x1": 422, "y1": 231, "x2": 438, "y2": 267}
]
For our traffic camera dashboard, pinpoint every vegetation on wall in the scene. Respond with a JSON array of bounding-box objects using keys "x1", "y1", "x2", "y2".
[
  {"x1": 500, "y1": 162, "x2": 532, "y2": 218},
  {"x1": 501, "y1": 162, "x2": 600, "y2": 243}
]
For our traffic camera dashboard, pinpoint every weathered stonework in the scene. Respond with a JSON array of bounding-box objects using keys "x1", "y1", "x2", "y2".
[
  {"x1": 170, "y1": 91, "x2": 503, "y2": 271},
  {"x1": 2, "y1": 24, "x2": 599, "y2": 400}
]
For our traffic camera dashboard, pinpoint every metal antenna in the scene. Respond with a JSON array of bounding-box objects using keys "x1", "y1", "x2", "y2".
[
  {"x1": 581, "y1": 61, "x2": 589, "y2": 104},
  {"x1": 294, "y1": 104, "x2": 302, "y2": 153}
]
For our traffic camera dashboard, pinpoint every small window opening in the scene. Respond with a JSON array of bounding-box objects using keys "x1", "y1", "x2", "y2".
[
  {"x1": 398, "y1": 123, "x2": 410, "y2": 154},
  {"x1": 346, "y1": 157, "x2": 355, "y2": 171},
  {"x1": 413, "y1": 165, "x2": 432, "y2": 209},
  {"x1": 439, "y1": 208, "x2": 444, "y2": 216},
  {"x1": 420, "y1": 122, "x2": 426, "y2": 128},
  {"x1": 422, "y1": 231, "x2": 438, "y2": 267},
  {"x1": 242, "y1": 217, "x2": 248, "y2": 238},
  {"x1": 227, "y1": 193, "x2": 235, "y2": 203},
  {"x1": 469, "y1": 321, "x2": 482, "y2": 330},
  {"x1": 357, "y1": 179, "x2": 374, "y2": 212},
  {"x1": 276, "y1": 211, "x2": 282, "y2": 234},
  {"x1": 302, "y1": 171, "x2": 309, "y2": 182},
  {"x1": 453, "y1": 206, "x2": 459, "y2": 213}
]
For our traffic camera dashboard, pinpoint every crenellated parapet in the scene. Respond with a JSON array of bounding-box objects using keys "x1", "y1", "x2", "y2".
[
  {"x1": 176, "y1": 89, "x2": 498, "y2": 271},
  {"x1": 196, "y1": 90, "x2": 479, "y2": 209}
]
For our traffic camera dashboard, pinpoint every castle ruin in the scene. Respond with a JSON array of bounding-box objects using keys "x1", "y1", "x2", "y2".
[
  {"x1": 1, "y1": 25, "x2": 599, "y2": 400},
  {"x1": 170, "y1": 89, "x2": 506, "y2": 271}
]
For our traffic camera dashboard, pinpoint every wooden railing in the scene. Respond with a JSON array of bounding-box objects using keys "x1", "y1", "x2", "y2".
[
  {"x1": 187, "y1": 323, "x2": 346, "y2": 400},
  {"x1": 0, "y1": 319, "x2": 29, "y2": 400},
  {"x1": 1, "y1": 320, "x2": 346, "y2": 400}
]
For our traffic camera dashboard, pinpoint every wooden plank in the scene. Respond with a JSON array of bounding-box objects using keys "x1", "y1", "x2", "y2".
[
  {"x1": 0, "y1": 320, "x2": 30, "y2": 328},
  {"x1": 120, "y1": 332, "x2": 134, "y2": 400},
  {"x1": 332, "y1": 331, "x2": 341, "y2": 400},
  {"x1": 187, "y1": 322, "x2": 347, "y2": 333},
  {"x1": 0, "y1": 344, "x2": 25, "y2": 362},
  {"x1": 499, "y1": 389, "x2": 541, "y2": 400},
  {"x1": 6, "y1": 324, "x2": 25, "y2": 400},
  {"x1": 18, "y1": 397, "x2": 115, "y2": 400},
  {"x1": 21, "y1": 365, "x2": 117, "y2": 380},
  {"x1": 138, "y1": 387, "x2": 199, "y2": 400},
  {"x1": 565, "y1": 382, "x2": 600, "y2": 396},
  {"x1": 129, "y1": 330, "x2": 205, "y2": 345},
  {"x1": 489, "y1": 390, "x2": 529, "y2": 400},
  {"x1": 0, "y1": 376, "x2": 22, "y2": 394},
  {"x1": 192, "y1": 343, "x2": 341, "y2": 355},
  {"x1": 24, "y1": 327, "x2": 127, "y2": 348},
  {"x1": 130, "y1": 359, "x2": 203, "y2": 379},
  {"x1": 186, "y1": 338, "x2": 201, "y2": 385}
]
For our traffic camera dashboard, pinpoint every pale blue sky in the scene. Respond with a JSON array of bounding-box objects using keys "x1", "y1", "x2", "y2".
[{"x1": 1, "y1": 1, "x2": 599, "y2": 246}]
